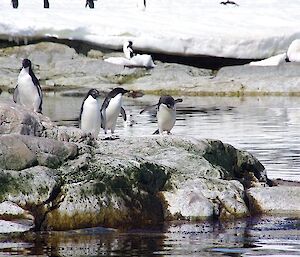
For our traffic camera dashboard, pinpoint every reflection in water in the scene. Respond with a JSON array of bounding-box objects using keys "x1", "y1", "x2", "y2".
[
  {"x1": 41, "y1": 93, "x2": 300, "y2": 181},
  {"x1": 0, "y1": 217, "x2": 299, "y2": 256}
]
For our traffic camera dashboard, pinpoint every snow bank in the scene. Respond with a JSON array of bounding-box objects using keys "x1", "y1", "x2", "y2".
[
  {"x1": 249, "y1": 53, "x2": 286, "y2": 66},
  {"x1": 0, "y1": 0, "x2": 300, "y2": 59}
]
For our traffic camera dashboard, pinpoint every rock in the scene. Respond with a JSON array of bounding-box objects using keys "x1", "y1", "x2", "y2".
[
  {"x1": 0, "y1": 101, "x2": 53, "y2": 136},
  {"x1": 0, "y1": 42, "x2": 212, "y2": 94},
  {"x1": 1, "y1": 41, "x2": 300, "y2": 96},
  {"x1": 215, "y1": 63, "x2": 300, "y2": 95},
  {"x1": 0, "y1": 134, "x2": 78, "y2": 170},
  {"x1": 87, "y1": 49, "x2": 104, "y2": 59},
  {"x1": 246, "y1": 186, "x2": 300, "y2": 215},
  {"x1": 0, "y1": 103, "x2": 297, "y2": 231},
  {"x1": 0, "y1": 135, "x2": 37, "y2": 171}
]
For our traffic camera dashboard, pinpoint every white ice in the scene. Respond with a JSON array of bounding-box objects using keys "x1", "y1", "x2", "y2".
[{"x1": 0, "y1": 0, "x2": 300, "y2": 59}]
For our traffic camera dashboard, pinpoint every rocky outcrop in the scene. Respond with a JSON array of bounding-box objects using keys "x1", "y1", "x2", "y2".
[
  {"x1": 1, "y1": 42, "x2": 300, "y2": 96},
  {"x1": 0, "y1": 102, "x2": 298, "y2": 233}
]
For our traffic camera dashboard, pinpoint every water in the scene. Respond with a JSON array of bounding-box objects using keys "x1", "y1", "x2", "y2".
[
  {"x1": 42, "y1": 92, "x2": 300, "y2": 181},
  {"x1": 1, "y1": 92, "x2": 300, "y2": 256},
  {"x1": 0, "y1": 217, "x2": 299, "y2": 256}
]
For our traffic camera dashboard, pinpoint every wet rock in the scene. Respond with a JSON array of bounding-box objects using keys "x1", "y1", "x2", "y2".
[
  {"x1": 0, "y1": 103, "x2": 296, "y2": 231},
  {"x1": 246, "y1": 186, "x2": 300, "y2": 215}
]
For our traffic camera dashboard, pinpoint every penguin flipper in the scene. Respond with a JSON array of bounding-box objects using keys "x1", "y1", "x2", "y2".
[
  {"x1": 175, "y1": 98, "x2": 183, "y2": 103},
  {"x1": 121, "y1": 107, "x2": 127, "y2": 121},
  {"x1": 140, "y1": 104, "x2": 158, "y2": 114},
  {"x1": 153, "y1": 129, "x2": 159, "y2": 135},
  {"x1": 13, "y1": 85, "x2": 20, "y2": 103},
  {"x1": 101, "y1": 111, "x2": 106, "y2": 130}
]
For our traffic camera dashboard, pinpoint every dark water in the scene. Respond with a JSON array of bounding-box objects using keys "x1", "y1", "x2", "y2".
[
  {"x1": 1, "y1": 92, "x2": 300, "y2": 256},
  {"x1": 41, "y1": 92, "x2": 300, "y2": 181},
  {"x1": 0, "y1": 217, "x2": 299, "y2": 256}
]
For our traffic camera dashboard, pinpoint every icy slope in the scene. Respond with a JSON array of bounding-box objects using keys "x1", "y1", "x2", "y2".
[{"x1": 0, "y1": 0, "x2": 299, "y2": 59}]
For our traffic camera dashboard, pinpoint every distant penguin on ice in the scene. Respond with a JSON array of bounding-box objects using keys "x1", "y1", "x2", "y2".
[
  {"x1": 220, "y1": 0, "x2": 239, "y2": 6},
  {"x1": 123, "y1": 41, "x2": 135, "y2": 59},
  {"x1": 85, "y1": 0, "x2": 94, "y2": 8},
  {"x1": 79, "y1": 88, "x2": 101, "y2": 138},
  {"x1": 13, "y1": 58, "x2": 43, "y2": 113},
  {"x1": 44, "y1": 0, "x2": 49, "y2": 8},
  {"x1": 101, "y1": 87, "x2": 129, "y2": 135},
  {"x1": 140, "y1": 96, "x2": 183, "y2": 134},
  {"x1": 137, "y1": 0, "x2": 146, "y2": 11},
  {"x1": 11, "y1": 0, "x2": 18, "y2": 8}
]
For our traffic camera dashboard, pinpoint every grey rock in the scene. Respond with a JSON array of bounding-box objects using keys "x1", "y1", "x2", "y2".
[
  {"x1": 215, "y1": 63, "x2": 300, "y2": 94},
  {"x1": 0, "y1": 134, "x2": 37, "y2": 171},
  {"x1": 0, "y1": 101, "x2": 53, "y2": 136},
  {"x1": 0, "y1": 103, "x2": 297, "y2": 232},
  {"x1": 246, "y1": 186, "x2": 300, "y2": 215}
]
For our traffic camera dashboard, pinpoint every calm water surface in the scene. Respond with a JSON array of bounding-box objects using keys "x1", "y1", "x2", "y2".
[
  {"x1": 1, "y1": 92, "x2": 300, "y2": 257},
  {"x1": 42, "y1": 93, "x2": 300, "y2": 181}
]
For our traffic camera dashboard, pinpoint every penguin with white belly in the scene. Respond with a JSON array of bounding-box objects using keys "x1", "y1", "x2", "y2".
[
  {"x1": 13, "y1": 58, "x2": 43, "y2": 113},
  {"x1": 123, "y1": 41, "x2": 135, "y2": 59},
  {"x1": 101, "y1": 87, "x2": 129, "y2": 135},
  {"x1": 79, "y1": 88, "x2": 101, "y2": 138},
  {"x1": 140, "y1": 95, "x2": 183, "y2": 135}
]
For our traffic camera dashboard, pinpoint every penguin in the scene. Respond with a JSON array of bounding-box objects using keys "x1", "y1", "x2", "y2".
[
  {"x1": 44, "y1": 0, "x2": 49, "y2": 8},
  {"x1": 123, "y1": 41, "x2": 135, "y2": 59},
  {"x1": 13, "y1": 58, "x2": 43, "y2": 113},
  {"x1": 79, "y1": 88, "x2": 101, "y2": 138},
  {"x1": 11, "y1": 0, "x2": 18, "y2": 8},
  {"x1": 220, "y1": 0, "x2": 239, "y2": 6},
  {"x1": 137, "y1": 0, "x2": 146, "y2": 11},
  {"x1": 85, "y1": 0, "x2": 94, "y2": 8},
  {"x1": 140, "y1": 96, "x2": 183, "y2": 135},
  {"x1": 100, "y1": 87, "x2": 129, "y2": 134}
]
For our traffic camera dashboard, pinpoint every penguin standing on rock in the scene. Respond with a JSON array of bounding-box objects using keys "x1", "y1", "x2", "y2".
[
  {"x1": 123, "y1": 41, "x2": 135, "y2": 59},
  {"x1": 79, "y1": 88, "x2": 101, "y2": 138},
  {"x1": 13, "y1": 58, "x2": 43, "y2": 113},
  {"x1": 140, "y1": 96, "x2": 183, "y2": 135},
  {"x1": 101, "y1": 87, "x2": 129, "y2": 135}
]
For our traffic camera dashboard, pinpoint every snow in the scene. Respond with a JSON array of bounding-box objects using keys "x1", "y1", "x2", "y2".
[
  {"x1": 0, "y1": 0, "x2": 300, "y2": 59},
  {"x1": 287, "y1": 39, "x2": 300, "y2": 62},
  {"x1": 105, "y1": 54, "x2": 155, "y2": 68},
  {"x1": 249, "y1": 53, "x2": 286, "y2": 66}
]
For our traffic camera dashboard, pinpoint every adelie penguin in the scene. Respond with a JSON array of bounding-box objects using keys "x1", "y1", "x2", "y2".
[
  {"x1": 13, "y1": 58, "x2": 43, "y2": 113},
  {"x1": 79, "y1": 88, "x2": 101, "y2": 138},
  {"x1": 85, "y1": 0, "x2": 94, "y2": 9},
  {"x1": 11, "y1": 0, "x2": 18, "y2": 8},
  {"x1": 101, "y1": 87, "x2": 129, "y2": 135},
  {"x1": 140, "y1": 95, "x2": 183, "y2": 135},
  {"x1": 123, "y1": 41, "x2": 135, "y2": 59}
]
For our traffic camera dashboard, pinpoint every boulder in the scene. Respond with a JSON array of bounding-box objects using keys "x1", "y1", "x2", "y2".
[
  {"x1": 0, "y1": 101, "x2": 53, "y2": 136},
  {"x1": 246, "y1": 186, "x2": 300, "y2": 215},
  {"x1": 0, "y1": 103, "x2": 297, "y2": 232}
]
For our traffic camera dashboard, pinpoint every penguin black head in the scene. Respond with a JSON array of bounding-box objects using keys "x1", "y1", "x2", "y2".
[
  {"x1": 22, "y1": 58, "x2": 32, "y2": 69},
  {"x1": 128, "y1": 41, "x2": 133, "y2": 48},
  {"x1": 159, "y1": 95, "x2": 176, "y2": 109},
  {"x1": 87, "y1": 88, "x2": 100, "y2": 99},
  {"x1": 109, "y1": 87, "x2": 129, "y2": 97}
]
